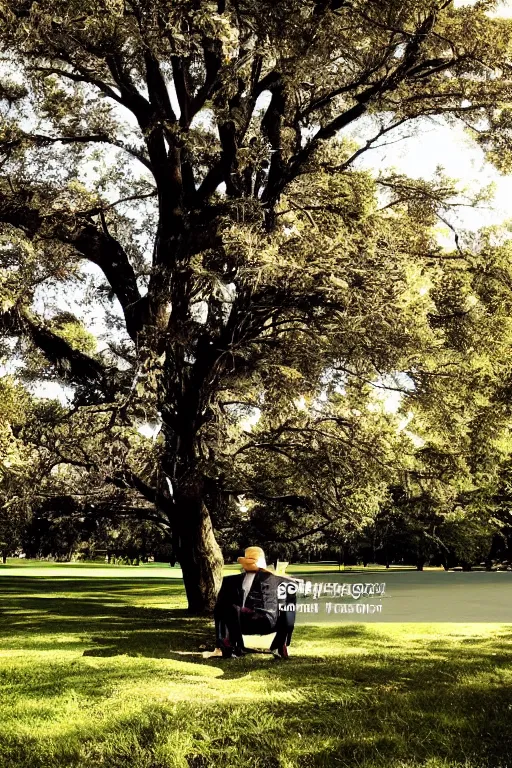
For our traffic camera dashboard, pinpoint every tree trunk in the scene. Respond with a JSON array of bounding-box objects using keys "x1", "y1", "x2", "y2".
[
  {"x1": 164, "y1": 457, "x2": 224, "y2": 614},
  {"x1": 174, "y1": 493, "x2": 224, "y2": 613},
  {"x1": 160, "y1": 361, "x2": 225, "y2": 613},
  {"x1": 2, "y1": 552, "x2": 6, "y2": 564}
]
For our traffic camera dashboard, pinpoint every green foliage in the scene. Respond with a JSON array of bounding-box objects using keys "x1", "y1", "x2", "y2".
[
  {"x1": 49, "y1": 312, "x2": 97, "y2": 354},
  {"x1": 0, "y1": 378, "x2": 34, "y2": 555}
]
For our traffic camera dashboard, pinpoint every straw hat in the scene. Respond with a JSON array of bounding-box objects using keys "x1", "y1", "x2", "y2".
[{"x1": 237, "y1": 546, "x2": 271, "y2": 572}]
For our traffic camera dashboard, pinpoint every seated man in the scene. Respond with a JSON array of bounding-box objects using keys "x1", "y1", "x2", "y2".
[{"x1": 213, "y1": 546, "x2": 296, "y2": 659}]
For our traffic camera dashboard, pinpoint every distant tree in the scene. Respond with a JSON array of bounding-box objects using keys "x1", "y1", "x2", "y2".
[{"x1": 0, "y1": 378, "x2": 33, "y2": 562}]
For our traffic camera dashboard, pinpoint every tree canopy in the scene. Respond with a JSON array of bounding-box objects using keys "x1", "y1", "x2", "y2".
[{"x1": 1, "y1": 0, "x2": 512, "y2": 610}]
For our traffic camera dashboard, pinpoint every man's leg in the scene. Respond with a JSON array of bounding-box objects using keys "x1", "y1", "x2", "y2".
[
  {"x1": 214, "y1": 603, "x2": 245, "y2": 657},
  {"x1": 269, "y1": 609, "x2": 295, "y2": 658}
]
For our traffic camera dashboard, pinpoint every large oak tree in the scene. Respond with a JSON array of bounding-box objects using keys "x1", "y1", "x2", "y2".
[{"x1": 1, "y1": 0, "x2": 512, "y2": 611}]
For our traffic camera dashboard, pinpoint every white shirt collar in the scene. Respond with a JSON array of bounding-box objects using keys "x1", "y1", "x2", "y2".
[{"x1": 242, "y1": 571, "x2": 257, "y2": 606}]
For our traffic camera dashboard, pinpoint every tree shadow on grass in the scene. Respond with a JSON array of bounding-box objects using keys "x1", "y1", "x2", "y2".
[
  {"x1": 81, "y1": 611, "x2": 379, "y2": 662},
  {"x1": 0, "y1": 575, "x2": 211, "y2": 656},
  {"x1": 82, "y1": 617, "x2": 213, "y2": 659},
  {"x1": 2, "y1": 576, "x2": 512, "y2": 767}
]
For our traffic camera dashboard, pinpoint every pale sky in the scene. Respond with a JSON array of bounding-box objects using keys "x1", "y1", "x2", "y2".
[{"x1": 353, "y1": 117, "x2": 512, "y2": 235}]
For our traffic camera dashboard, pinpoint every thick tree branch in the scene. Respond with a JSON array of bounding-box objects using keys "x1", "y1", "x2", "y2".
[
  {"x1": 0, "y1": 129, "x2": 152, "y2": 170},
  {"x1": 144, "y1": 50, "x2": 177, "y2": 123},
  {"x1": 38, "y1": 495, "x2": 169, "y2": 528},
  {"x1": 105, "y1": 53, "x2": 152, "y2": 118},
  {"x1": 189, "y1": 39, "x2": 223, "y2": 120},
  {"x1": 194, "y1": 66, "x2": 276, "y2": 204},
  {"x1": 171, "y1": 55, "x2": 193, "y2": 127},
  {"x1": 27, "y1": 64, "x2": 124, "y2": 104},
  {"x1": 263, "y1": 9, "x2": 453, "y2": 209},
  {"x1": 0, "y1": 188, "x2": 145, "y2": 339},
  {"x1": 107, "y1": 470, "x2": 157, "y2": 505},
  {"x1": 0, "y1": 307, "x2": 113, "y2": 392},
  {"x1": 70, "y1": 218, "x2": 145, "y2": 339},
  {"x1": 260, "y1": 76, "x2": 286, "y2": 218}
]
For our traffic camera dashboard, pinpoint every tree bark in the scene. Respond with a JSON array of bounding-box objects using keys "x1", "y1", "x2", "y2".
[
  {"x1": 158, "y1": 336, "x2": 226, "y2": 613},
  {"x1": 161, "y1": 426, "x2": 224, "y2": 613},
  {"x1": 174, "y1": 483, "x2": 224, "y2": 614}
]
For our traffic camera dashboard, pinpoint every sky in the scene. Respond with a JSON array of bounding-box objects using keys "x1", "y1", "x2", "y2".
[{"x1": 352, "y1": 116, "x2": 512, "y2": 238}]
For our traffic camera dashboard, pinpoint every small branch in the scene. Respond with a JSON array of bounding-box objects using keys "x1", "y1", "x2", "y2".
[
  {"x1": 83, "y1": 190, "x2": 157, "y2": 216},
  {"x1": 27, "y1": 65, "x2": 124, "y2": 104}
]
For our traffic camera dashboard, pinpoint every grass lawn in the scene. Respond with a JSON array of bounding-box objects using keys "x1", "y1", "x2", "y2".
[{"x1": 0, "y1": 561, "x2": 511, "y2": 768}]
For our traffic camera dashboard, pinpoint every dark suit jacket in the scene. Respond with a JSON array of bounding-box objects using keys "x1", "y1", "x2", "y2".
[{"x1": 214, "y1": 570, "x2": 297, "y2": 627}]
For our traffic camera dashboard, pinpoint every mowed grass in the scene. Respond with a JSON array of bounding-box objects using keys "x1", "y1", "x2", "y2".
[{"x1": 0, "y1": 563, "x2": 511, "y2": 768}]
